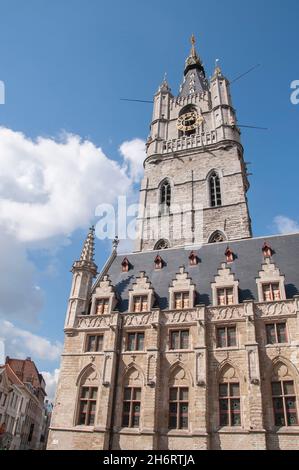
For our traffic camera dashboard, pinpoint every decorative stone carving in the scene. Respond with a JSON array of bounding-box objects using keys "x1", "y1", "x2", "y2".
[
  {"x1": 255, "y1": 300, "x2": 296, "y2": 318},
  {"x1": 123, "y1": 311, "x2": 159, "y2": 327},
  {"x1": 208, "y1": 305, "x2": 244, "y2": 321},
  {"x1": 146, "y1": 352, "x2": 157, "y2": 386},
  {"x1": 164, "y1": 309, "x2": 197, "y2": 325},
  {"x1": 195, "y1": 350, "x2": 206, "y2": 386},
  {"x1": 246, "y1": 345, "x2": 260, "y2": 385},
  {"x1": 77, "y1": 315, "x2": 111, "y2": 329}
]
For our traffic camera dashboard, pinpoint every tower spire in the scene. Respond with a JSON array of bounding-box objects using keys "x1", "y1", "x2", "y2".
[
  {"x1": 179, "y1": 34, "x2": 208, "y2": 97},
  {"x1": 72, "y1": 226, "x2": 97, "y2": 276}
]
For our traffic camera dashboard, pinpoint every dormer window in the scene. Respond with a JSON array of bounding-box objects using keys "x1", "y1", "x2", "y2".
[
  {"x1": 154, "y1": 255, "x2": 163, "y2": 270},
  {"x1": 96, "y1": 298, "x2": 109, "y2": 315},
  {"x1": 225, "y1": 247, "x2": 234, "y2": 263},
  {"x1": 262, "y1": 242, "x2": 273, "y2": 258},
  {"x1": 189, "y1": 251, "x2": 198, "y2": 266},
  {"x1": 217, "y1": 287, "x2": 234, "y2": 306},
  {"x1": 174, "y1": 292, "x2": 190, "y2": 310},
  {"x1": 121, "y1": 257, "x2": 130, "y2": 273},
  {"x1": 133, "y1": 295, "x2": 149, "y2": 313},
  {"x1": 262, "y1": 283, "x2": 281, "y2": 302}
]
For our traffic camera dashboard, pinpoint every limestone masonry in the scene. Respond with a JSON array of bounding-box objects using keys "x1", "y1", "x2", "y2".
[{"x1": 48, "y1": 38, "x2": 299, "y2": 450}]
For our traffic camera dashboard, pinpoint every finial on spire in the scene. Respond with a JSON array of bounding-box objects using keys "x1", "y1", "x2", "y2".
[
  {"x1": 112, "y1": 235, "x2": 119, "y2": 252},
  {"x1": 72, "y1": 225, "x2": 97, "y2": 275},
  {"x1": 80, "y1": 226, "x2": 96, "y2": 263}
]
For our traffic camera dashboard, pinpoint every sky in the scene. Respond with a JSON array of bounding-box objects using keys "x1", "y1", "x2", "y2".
[{"x1": 0, "y1": 0, "x2": 298, "y2": 400}]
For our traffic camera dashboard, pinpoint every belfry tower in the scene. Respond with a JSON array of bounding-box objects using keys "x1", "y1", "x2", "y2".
[{"x1": 136, "y1": 35, "x2": 252, "y2": 252}]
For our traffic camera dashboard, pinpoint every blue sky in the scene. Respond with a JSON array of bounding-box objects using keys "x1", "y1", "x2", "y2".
[{"x1": 0, "y1": 0, "x2": 298, "y2": 398}]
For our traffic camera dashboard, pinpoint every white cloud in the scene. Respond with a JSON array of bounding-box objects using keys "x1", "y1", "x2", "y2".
[
  {"x1": 0, "y1": 127, "x2": 135, "y2": 243},
  {"x1": 41, "y1": 369, "x2": 60, "y2": 402},
  {"x1": 0, "y1": 228, "x2": 43, "y2": 321},
  {"x1": 0, "y1": 320, "x2": 62, "y2": 361},
  {"x1": 0, "y1": 127, "x2": 145, "y2": 327},
  {"x1": 273, "y1": 215, "x2": 299, "y2": 234},
  {"x1": 119, "y1": 138, "x2": 146, "y2": 183}
]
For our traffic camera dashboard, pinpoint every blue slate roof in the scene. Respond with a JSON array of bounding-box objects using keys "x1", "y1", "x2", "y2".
[{"x1": 100, "y1": 233, "x2": 299, "y2": 312}]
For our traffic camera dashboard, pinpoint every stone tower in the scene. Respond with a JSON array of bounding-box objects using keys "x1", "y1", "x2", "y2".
[
  {"x1": 64, "y1": 226, "x2": 98, "y2": 333},
  {"x1": 136, "y1": 36, "x2": 252, "y2": 252}
]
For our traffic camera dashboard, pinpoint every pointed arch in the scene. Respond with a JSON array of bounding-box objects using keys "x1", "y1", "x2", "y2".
[
  {"x1": 122, "y1": 362, "x2": 146, "y2": 387},
  {"x1": 75, "y1": 364, "x2": 99, "y2": 427},
  {"x1": 209, "y1": 170, "x2": 222, "y2": 207},
  {"x1": 169, "y1": 361, "x2": 193, "y2": 387},
  {"x1": 154, "y1": 239, "x2": 170, "y2": 250},
  {"x1": 208, "y1": 230, "x2": 227, "y2": 244},
  {"x1": 159, "y1": 178, "x2": 172, "y2": 215},
  {"x1": 76, "y1": 363, "x2": 98, "y2": 386}
]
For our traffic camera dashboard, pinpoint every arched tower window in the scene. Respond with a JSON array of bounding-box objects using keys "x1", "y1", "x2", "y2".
[
  {"x1": 160, "y1": 180, "x2": 171, "y2": 214},
  {"x1": 154, "y1": 239, "x2": 170, "y2": 250},
  {"x1": 209, "y1": 172, "x2": 222, "y2": 207},
  {"x1": 209, "y1": 231, "x2": 226, "y2": 244}
]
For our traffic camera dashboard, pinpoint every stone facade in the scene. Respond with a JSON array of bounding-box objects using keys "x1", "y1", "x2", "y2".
[{"x1": 48, "y1": 39, "x2": 299, "y2": 450}]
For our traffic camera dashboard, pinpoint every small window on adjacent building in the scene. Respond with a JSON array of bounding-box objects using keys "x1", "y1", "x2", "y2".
[
  {"x1": 219, "y1": 382, "x2": 241, "y2": 427},
  {"x1": 122, "y1": 387, "x2": 141, "y2": 428},
  {"x1": 266, "y1": 323, "x2": 287, "y2": 345},
  {"x1": 170, "y1": 330, "x2": 189, "y2": 350},
  {"x1": 96, "y1": 298, "x2": 109, "y2": 315},
  {"x1": 216, "y1": 326, "x2": 237, "y2": 348},
  {"x1": 174, "y1": 292, "x2": 190, "y2": 310},
  {"x1": 262, "y1": 283, "x2": 281, "y2": 302},
  {"x1": 217, "y1": 287, "x2": 234, "y2": 306},
  {"x1": 133, "y1": 295, "x2": 149, "y2": 313},
  {"x1": 127, "y1": 332, "x2": 145, "y2": 351},
  {"x1": 78, "y1": 387, "x2": 98, "y2": 426},
  {"x1": 169, "y1": 387, "x2": 189, "y2": 430},
  {"x1": 86, "y1": 335, "x2": 104, "y2": 352},
  {"x1": 272, "y1": 380, "x2": 298, "y2": 427}
]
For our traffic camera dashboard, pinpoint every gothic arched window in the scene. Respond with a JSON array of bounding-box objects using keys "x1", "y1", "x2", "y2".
[
  {"x1": 209, "y1": 172, "x2": 222, "y2": 207},
  {"x1": 154, "y1": 239, "x2": 170, "y2": 250},
  {"x1": 160, "y1": 180, "x2": 171, "y2": 214},
  {"x1": 209, "y1": 231, "x2": 226, "y2": 244}
]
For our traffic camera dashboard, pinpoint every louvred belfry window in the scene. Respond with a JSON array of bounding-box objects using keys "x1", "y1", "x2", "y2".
[
  {"x1": 160, "y1": 181, "x2": 171, "y2": 214},
  {"x1": 209, "y1": 172, "x2": 222, "y2": 207}
]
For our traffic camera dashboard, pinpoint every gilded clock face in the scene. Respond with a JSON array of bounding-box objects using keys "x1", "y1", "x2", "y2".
[{"x1": 177, "y1": 111, "x2": 203, "y2": 132}]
